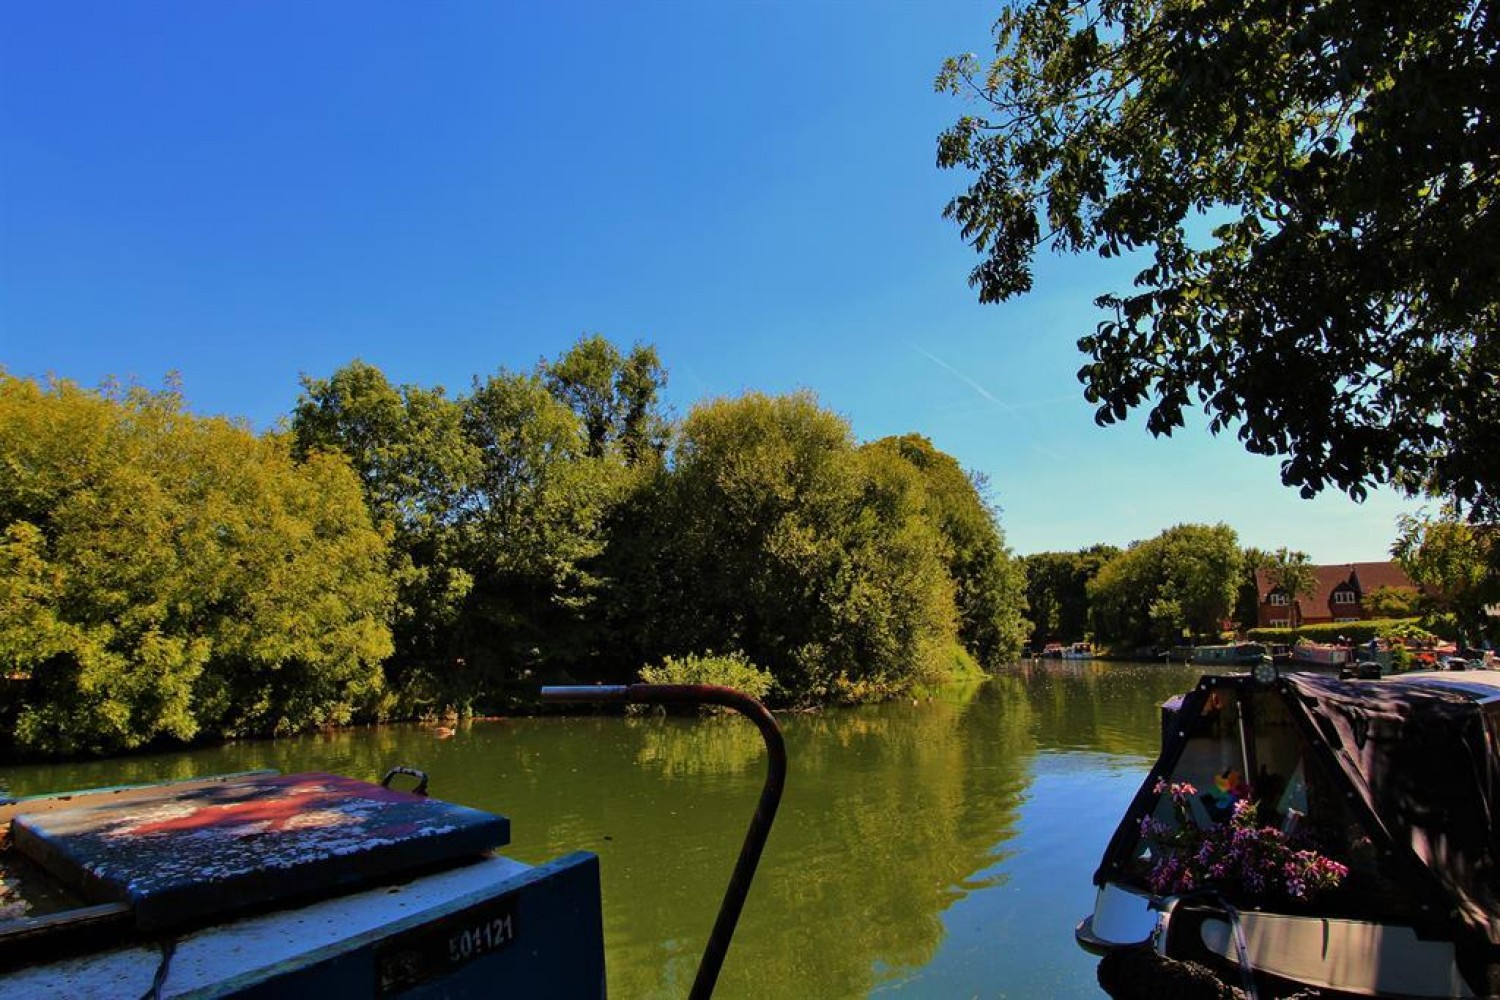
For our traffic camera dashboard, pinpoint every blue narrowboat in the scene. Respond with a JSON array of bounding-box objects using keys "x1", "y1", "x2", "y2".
[{"x1": 0, "y1": 770, "x2": 605, "y2": 997}]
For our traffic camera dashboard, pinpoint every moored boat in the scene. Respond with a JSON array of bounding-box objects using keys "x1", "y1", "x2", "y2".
[
  {"x1": 1077, "y1": 668, "x2": 1500, "y2": 998},
  {"x1": 1291, "y1": 639, "x2": 1352, "y2": 667},
  {"x1": 1190, "y1": 642, "x2": 1266, "y2": 668},
  {"x1": 1061, "y1": 642, "x2": 1094, "y2": 660}
]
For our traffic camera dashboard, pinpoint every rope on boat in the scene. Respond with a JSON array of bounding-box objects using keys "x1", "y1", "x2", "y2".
[
  {"x1": 138, "y1": 938, "x2": 175, "y2": 1000},
  {"x1": 1214, "y1": 893, "x2": 1258, "y2": 1000},
  {"x1": 1159, "y1": 890, "x2": 1258, "y2": 1000}
]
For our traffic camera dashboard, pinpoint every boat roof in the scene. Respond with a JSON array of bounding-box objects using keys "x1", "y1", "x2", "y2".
[
  {"x1": 1382, "y1": 668, "x2": 1500, "y2": 703},
  {"x1": 6, "y1": 773, "x2": 509, "y2": 933}
]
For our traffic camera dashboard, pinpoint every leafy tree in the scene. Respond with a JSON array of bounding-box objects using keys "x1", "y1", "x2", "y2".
[
  {"x1": 294, "y1": 352, "x2": 641, "y2": 711},
  {"x1": 455, "y1": 370, "x2": 628, "y2": 697},
  {"x1": 293, "y1": 360, "x2": 477, "y2": 532},
  {"x1": 1022, "y1": 545, "x2": 1118, "y2": 645},
  {"x1": 1088, "y1": 544, "x2": 1160, "y2": 649},
  {"x1": 292, "y1": 340, "x2": 663, "y2": 709},
  {"x1": 190, "y1": 447, "x2": 395, "y2": 738},
  {"x1": 0, "y1": 372, "x2": 392, "y2": 755},
  {"x1": 292, "y1": 361, "x2": 478, "y2": 685},
  {"x1": 613, "y1": 392, "x2": 961, "y2": 702},
  {"x1": 1363, "y1": 585, "x2": 1420, "y2": 620},
  {"x1": 1264, "y1": 548, "x2": 1318, "y2": 629},
  {"x1": 1147, "y1": 597, "x2": 1185, "y2": 648},
  {"x1": 1233, "y1": 547, "x2": 1271, "y2": 630},
  {"x1": 1088, "y1": 524, "x2": 1243, "y2": 647},
  {"x1": 541, "y1": 334, "x2": 668, "y2": 465},
  {"x1": 937, "y1": 0, "x2": 1500, "y2": 516},
  {"x1": 1394, "y1": 510, "x2": 1498, "y2": 643},
  {"x1": 866, "y1": 435, "x2": 1030, "y2": 665}
]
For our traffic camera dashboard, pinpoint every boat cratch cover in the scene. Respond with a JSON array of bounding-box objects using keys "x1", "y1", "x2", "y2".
[
  {"x1": 1286, "y1": 673, "x2": 1500, "y2": 946},
  {"x1": 1097, "y1": 671, "x2": 1500, "y2": 983}
]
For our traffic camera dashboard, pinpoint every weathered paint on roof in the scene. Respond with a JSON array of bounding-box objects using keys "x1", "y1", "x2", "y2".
[{"x1": 10, "y1": 773, "x2": 508, "y2": 932}]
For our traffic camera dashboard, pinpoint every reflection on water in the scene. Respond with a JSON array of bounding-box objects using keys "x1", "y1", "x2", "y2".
[{"x1": 0, "y1": 661, "x2": 1206, "y2": 997}]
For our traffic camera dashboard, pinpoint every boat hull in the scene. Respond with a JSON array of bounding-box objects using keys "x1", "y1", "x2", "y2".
[
  {"x1": 1079, "y1": 884, "x2": 1476, "y2": 998},
  {"x1": 4, "y1": 851, "x2": 607, "y2": 997},
  {"x1": 1190, "y1": 643, "x2": 1267, "y2": 667},
  {"x1": 1291, "y1": 642, "x2": 1351, "y2": 666}
]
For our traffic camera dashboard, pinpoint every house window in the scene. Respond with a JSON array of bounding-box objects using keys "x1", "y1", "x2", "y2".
[
  {"x1": 1269, "y1": 593, "x2": 1289, "y2": 606},
  {"x1": 1269, "y1": 618, "x2": 1290, "y2": 628},
  {"x1": 1332, "y1": 591, "x2": 1357, "y2": 605},
  {"x1": 1334, "y1": 616, "x2": 1360, "y2": 623}
]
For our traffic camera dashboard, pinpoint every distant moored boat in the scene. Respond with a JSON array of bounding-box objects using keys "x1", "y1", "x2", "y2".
[{"x1": 1291, "y1": 640, "x2": 1351, "y2": 666}]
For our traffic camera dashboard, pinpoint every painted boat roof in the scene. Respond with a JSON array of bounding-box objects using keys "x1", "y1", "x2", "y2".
[{"x1": 9, "y1": 773, "x2": 509, "y2": 932}]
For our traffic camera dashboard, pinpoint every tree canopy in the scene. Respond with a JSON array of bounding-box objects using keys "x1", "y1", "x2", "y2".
[
  {"x1": 0, "y1": 372, "x2": 393, "y2": 755},
  {"x1": 1021, "y1": 545, "x2": 1118, "y2": 645},
  {"x1": 1087, "y1": 523, "x2": 1243, "y2": 647},
  {"x1": 937, "y1": 0, "x2": 1500, "y2": 517},
  {"x1": 1394, "y1": 510, "x2": 1499, "y2": 643},
  {"x1": 1263, "y1": 547, "x2": 1317, "y2": 628},
  {"x1": 865, "y1": 435, "x2": 1030, "y2": 666},
  {"x1": 292, "y1": 342, "x2": 642, "y2": 710},
  {"x1": 605, "y1": 393, "x2": 1027, "y2": 703},
  {"x1": 3, "y1": 340, "x2": 1031, "y2": 757}
]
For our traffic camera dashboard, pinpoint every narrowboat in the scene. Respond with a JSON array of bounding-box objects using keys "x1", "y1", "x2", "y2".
[
  {"x1": 1291, "y1": 639, "x2": 1352, "y2": 667},
  {"x1": 1190, "y1": 642, "x2": 1266, "y2": 668},
  {"x1": 1077, "y1": 668, "x2": 1500, "y2": 998},
  {"x1": 0, "y1": 769, "x2": 606, "y2": 996}
]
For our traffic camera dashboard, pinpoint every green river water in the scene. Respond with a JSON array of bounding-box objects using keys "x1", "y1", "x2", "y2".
[{"x1": 0, "y1": 661, "x2": 1208, "y2": 998}]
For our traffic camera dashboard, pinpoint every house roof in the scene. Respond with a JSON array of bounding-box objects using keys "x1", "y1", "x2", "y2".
[{"x1": 1255, "y1": 561, "x2": 1417, "y2": 607}]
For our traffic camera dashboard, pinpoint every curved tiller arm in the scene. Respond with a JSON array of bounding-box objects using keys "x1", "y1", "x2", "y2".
[{"x1": 540, "y1": 684, "x2": 787, "y2": 1000}]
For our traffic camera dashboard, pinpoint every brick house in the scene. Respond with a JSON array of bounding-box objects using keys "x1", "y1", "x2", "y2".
[{"x1": 1254, "y1": 562, "x2": 1418, "y2": 628}]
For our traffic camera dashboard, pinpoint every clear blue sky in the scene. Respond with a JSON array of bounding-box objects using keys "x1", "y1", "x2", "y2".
[{"x1": 0, "y1": 1, "x2": 1419, "y2": 563}]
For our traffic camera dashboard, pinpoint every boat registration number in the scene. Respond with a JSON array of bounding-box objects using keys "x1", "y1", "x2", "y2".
[{"x1": 375, "y1": 894, "x2": 519, "y2": 994}]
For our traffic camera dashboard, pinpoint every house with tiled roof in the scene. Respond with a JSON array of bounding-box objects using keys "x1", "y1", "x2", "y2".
[{"x1": 1254, "y1": 562, "x2": 1418, "y2": 628}]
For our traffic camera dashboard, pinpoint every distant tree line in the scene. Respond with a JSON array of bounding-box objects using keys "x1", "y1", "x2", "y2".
[
  {"x1": 1022, "y1": 525, "x2": 1244, "y2": 652},
  {"x1": 0, "y1": 337, "x2": 1029, "y2": 757},
  {"x1": 1023, "y1": 523, "x2": 1479, "y2": 653}
]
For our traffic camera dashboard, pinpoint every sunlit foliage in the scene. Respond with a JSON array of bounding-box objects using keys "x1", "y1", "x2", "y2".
[
  {"x1": 1088, "y1": 523, "x2": 1244, "y2": 647},
  {"x1": 4, "y1": 338, "x2": 1029, "y2": 756},
  {"x1": 0, "y1": 371, "x2": 392, "y2": 755}
]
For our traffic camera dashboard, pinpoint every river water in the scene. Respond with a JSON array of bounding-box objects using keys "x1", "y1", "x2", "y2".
[{"x1": 0, "y1": 661, "x2": 1207, "y2": 998}]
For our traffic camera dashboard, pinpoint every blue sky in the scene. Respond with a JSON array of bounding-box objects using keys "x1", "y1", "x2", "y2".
[{"x1": 0, "y1": 2, "x2": 1419, "y2": 562}]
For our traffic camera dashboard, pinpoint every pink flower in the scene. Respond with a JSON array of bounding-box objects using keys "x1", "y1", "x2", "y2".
[{"x1": 1143, "y1": 795, "x2": 1347, "y2": 904}]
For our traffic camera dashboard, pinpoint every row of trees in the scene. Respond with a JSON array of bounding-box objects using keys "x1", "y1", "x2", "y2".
[
  {"x1": 1023, "y1": 525, "x2": 1250, "y2": 651},
  {"x1": 1024, "y1": 522, "x2": 1490, "y2": 652},
  {"x1": 0, "y1": 338, "x2": 1029, "y2": 757}
]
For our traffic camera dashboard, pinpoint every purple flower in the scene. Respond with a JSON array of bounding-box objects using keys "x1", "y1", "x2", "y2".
[{"x1": 1143, "y1": 795, "x2": 1348, "y2": 904}]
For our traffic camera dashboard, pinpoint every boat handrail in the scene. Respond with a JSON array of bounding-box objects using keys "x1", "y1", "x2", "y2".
[{"x1": 540, "y1": 683, "x2": 787, "y2": 1000}]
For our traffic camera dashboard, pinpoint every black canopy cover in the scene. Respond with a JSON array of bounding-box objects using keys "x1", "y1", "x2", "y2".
[{"x1": 1285, "y1": 672, "x2": 1500, "y2": 947}]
